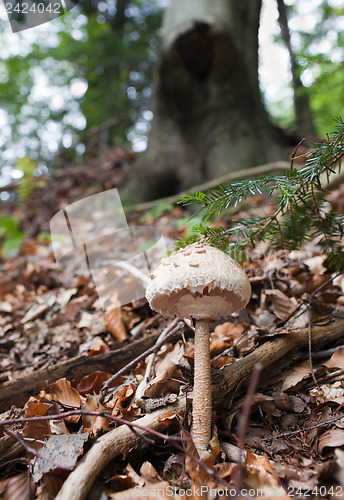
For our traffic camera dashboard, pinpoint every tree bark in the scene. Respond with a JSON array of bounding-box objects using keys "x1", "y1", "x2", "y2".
[{"x1": 125, "y1": 0, "x2": 284, "y2": 202}]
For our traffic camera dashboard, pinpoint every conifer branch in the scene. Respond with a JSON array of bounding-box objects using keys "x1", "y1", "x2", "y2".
[{"x1": 177, "y1": 117, "x2": 344, "y2": 270}]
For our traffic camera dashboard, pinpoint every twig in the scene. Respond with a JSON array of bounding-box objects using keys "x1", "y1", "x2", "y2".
[
  {"x1": 261, "y1": 414, "x2": 344, "y2": 442},
  {"x1": 0, "y1": 410, "x2": 189, "y2": 444},
  {"x1": 99, "y1": 320, "x2": 184, "y2": 402},
  {"x1": 307, "y1": 308, "x2": 320, "y2": 390},
  {"x1": 0, "y1": 329, "x2": 165, "y2": 413},
  {"x1": 0, "y1": 426, "x2": 73, "y2": 471},
  {"x1": 290, "y1": 138, "x2": 306, "y2": 171},
  {"x1": 4, "y1": 318, "x2": 344, "y2": 500},
  {"x1": 235, "y1": 363, "x2": 262, "y2": 490}
]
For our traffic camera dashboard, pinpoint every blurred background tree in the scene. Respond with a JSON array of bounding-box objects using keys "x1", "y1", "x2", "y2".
[{"x1": 0, "y1": 0, "x2": 342, "y2": 199}]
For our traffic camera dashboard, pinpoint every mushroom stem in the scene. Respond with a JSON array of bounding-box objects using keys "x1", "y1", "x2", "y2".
[{"x1": 192, "y1": 318, "x2": 212, "y2": 459}]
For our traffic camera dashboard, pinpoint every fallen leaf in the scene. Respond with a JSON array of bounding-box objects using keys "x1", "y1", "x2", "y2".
[
  {"x1": 265, "y1": 289, "x2": 298, "y2": 321},
  {"x1": 76, "y1": 371, "x2": 112, "y2": 396},
  {"x1": 107, "y1": 474, "x2": 137, "y2": 491},
  {"x1": 1, "y1": 473, "x2": 35, "y2": 500},
  {"x1": 22, "y1": 402, "x2": 52, "y2": 442},
  {"x1": 143, "y1": 341, "x2": 184, "y2": 398},
  {"x1": 112, "y1": 383, "x2": 137, "y2": 416},
  {"x1": 281, "y1": 360, "x2": 313, "y2": 391},
  {"x1": 325, "y1": 348, "x2": 344, "y2": 370},
  {"x1": 81, "y1": 395, "x2": 109, "y2": 435},
  {"x1": 318, "y1": 428, "x2": 344, "y2": 454},
  {"x1": 140, "y1": 461, "x2": 159, "y2": 481},
  {"x1": 88, "y1": 338, "x2": 109, "y2": 357},
  {"x1": 104, "y1": 295, "x2": 127, "y2": 342},
  {"x1": 77, "y1": 311, "x2": 94, "y2": 329},
  {"x1": 158, "y1": 412, "x2": 180, "y2": 426},
  {"x1": 304, "y1": 255, "x2": 327, "y2": 275},
  {"x1": 49, "y1": 378, "x2": 81, "y2": 408},
  {"x1": 32, "y1": 433, "x2": 89, "y2": 482}
]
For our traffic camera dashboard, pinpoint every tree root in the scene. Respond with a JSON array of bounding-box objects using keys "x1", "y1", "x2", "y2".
[
  {"x1": 55, "y1": 406, "x2": 185, "y2": 500},
  {"x1": 55, "y1": 318, "x2": 344, "y2": 500}
]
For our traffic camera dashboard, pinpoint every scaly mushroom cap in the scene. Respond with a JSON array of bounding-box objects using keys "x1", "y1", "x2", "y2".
[{"x1": 146, "y1": 242, "x2": 251, "y2": 320}]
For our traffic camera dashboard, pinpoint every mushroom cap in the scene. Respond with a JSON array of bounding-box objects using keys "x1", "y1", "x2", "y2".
[{"x1": 145, "y1": 242, "x2": 251, "y2": 320}]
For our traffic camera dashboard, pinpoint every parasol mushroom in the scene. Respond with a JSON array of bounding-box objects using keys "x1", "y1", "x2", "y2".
[{"x1": 145, "y1": 242, "x2": 251, "y2": 459}]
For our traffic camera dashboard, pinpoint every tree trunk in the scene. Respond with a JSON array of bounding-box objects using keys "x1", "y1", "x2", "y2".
[{"x1": 124, "y1": 0, "x2": 284, "y2": 202}]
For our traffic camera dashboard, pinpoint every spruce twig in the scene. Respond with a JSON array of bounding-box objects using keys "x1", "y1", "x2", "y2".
[{"x1": 177, "y1": 117, "x2": 344, "y2": 269}]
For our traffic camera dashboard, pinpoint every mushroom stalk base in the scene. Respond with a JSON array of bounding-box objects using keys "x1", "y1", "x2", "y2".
[{"x1": 192, "y1": 318, "x2": 212, "y2": 459}]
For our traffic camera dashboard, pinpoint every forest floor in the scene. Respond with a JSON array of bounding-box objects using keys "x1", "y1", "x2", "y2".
[{"x1": 1, "y1": 149, "x2": 344, "y2": 500}]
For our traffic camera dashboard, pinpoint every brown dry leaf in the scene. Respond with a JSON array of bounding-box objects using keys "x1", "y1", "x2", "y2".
[
  {"x1": 88, "y1": 338, "x2": 109, "y2": 357},
  {"x1": 143, "y1": 342, "x2": 184, "y2": 399},
  {"x1": 104, "y1": 295, "x2": 127, "y2": 342},
  {"x1": 49, "y1": 418, "x2": 69, "y2": 435},
  {"x1": 112, "y1": 383, "x2": 137, "y2": 416},
  {"x1": 325, "y1": 348, "x2": 344, "y2": 370},
  {"x1": 212, "y1": 355, "x2": 235, "y2": 368},
  {"x1": 310, "y1": 382, "x2": 344, "y2": 405},
  {"x1": 1, "y1": 473, "x2": 35, "y2": 500},
  {"x1": 240, "y1": 450, "x2": 288, "y2": 498},
  {"x1": 42, "y1": 469, "x2": 68, "y2": 498},
  {"x1": 81, "y1": 395, "x2": 110, "y2": 435},
  {"x1": 76, "y1": 371, "x2": 112, "y2": 396},
  {"x1": 49, "y1": 378, "x2": 81, "y2": 408},
  {"x1": 318, "y1": 428, "x2": 344, "y2": 454},
  {"x1": 77, "y1": 311, "x2": 94, "y2": 329},
  {"x1": 264, "y1": 289, "x2": 298, "y2": 321},
  {"x1": 185, "y1": 440, "x2": 215, "y2": 485},
  {"x1": 140, "y1": 461, "x2": 159, "y2": 482},
  {"x1": 20, "y1": 296, "x2": 55, "y2": 324},
  {"x1": 107, "y1": 474, "x2": 138, "y2": 491},
  {"x1": 32, "y1": 433, "x2": 89, "y2": 482},
  {"x1": 25, "y1": 401, "x2": 56, "y2": 417},
  {"x1": 22, "y1": 401, "x2": 53, "y2": 442},
  {"x1": 213, "y1": 322, "x2": 245, "y2": 341},
  {"x1": 281, "y1": 360, "x2": 313, "y2": 391},
  {"x1": 157, "y1": 412, "x2": 180, "y2": 427}
]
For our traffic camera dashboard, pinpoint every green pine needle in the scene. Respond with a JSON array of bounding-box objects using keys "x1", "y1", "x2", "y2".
[{"x1": 177, "y1": 117, "x2": 344, "y2": 270}]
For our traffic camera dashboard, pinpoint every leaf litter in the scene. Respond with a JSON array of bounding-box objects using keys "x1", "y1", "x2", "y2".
[{"x1": 1, "y1": 153, "x2": 344, "y2": 498}]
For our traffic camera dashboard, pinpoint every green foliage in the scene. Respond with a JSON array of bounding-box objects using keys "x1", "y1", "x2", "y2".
[
  {"x1": 281, "y1": 0, "x2": 344, "y2": 135},
  {"x1": 0, "y1": 215, "x2": 26, "y2": 257},
  {"x1": 0, "y1": 1, "x2": 162, "y2": 170},
  {"x1": 177, "y1": 118, "x2": 344, "y2": 270},
  {"x1": 16, "y1": 157, "x2": 45, "y2": 203},
  {"x1": 139, "y1": 202, "x2": 174, "y2": 222}
]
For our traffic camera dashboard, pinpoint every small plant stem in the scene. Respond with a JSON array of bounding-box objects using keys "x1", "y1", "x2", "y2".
[
  {"x1": 192, "y1": 318, "x2": 212, "y2": 459},
  {"x1": 307, "y1": 308, "x2": 320, "y2": 389},
  {"x1": 235, "y1": 363, "x2": 262, "y2": 489}
]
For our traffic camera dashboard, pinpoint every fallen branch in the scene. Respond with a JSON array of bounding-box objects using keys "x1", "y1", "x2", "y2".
[
  {"x1": 54, "y1": 406, "x2": 185, "y2": 500},
  {"x1": 212, "y1": 317, "x2": 344, "y2": 406},
  {"x1": 0, "y1": 330, "x2": 163, "y2": 413},
  {"x1": 55, "y1": 318, "x2": 344, "y2": 500}
]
